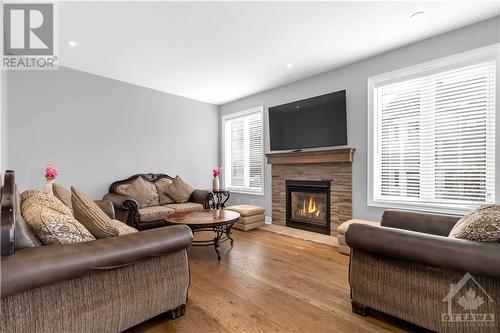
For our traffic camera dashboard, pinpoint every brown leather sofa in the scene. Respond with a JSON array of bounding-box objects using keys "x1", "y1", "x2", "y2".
[
  {"x1": 346, "y1": 210, "x2": 500, "y2": 333},
  {"x1": 1, "y1": 171, "x2": 194, "y2": 332},
  {"x1": 104, "y1": 173, "x2": 213, "y2": 230}
]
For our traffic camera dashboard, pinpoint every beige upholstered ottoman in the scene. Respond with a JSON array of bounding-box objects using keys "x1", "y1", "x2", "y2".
[
  {"x1": 226, "y1": 205, "x2": 265, "y2": 231},
  {"x1": 337, "y1": 219, "x2": 379, "y2": 255}
]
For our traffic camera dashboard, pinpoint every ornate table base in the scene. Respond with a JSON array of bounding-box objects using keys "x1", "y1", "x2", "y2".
[
  {"x1": 191, "y1": 224, "x2": 234, "y2": 261},
  {"x1": 164, "y1": 209, "x2": 240, "y2": 261}
]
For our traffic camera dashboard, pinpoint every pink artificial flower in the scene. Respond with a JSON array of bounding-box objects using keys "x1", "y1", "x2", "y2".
[
  {"x1": 44, "y1": 163, "x2": 58, "y2": 181},
  {"x1": 212, "y1": 166, "x2": 223, "y2": 178}
]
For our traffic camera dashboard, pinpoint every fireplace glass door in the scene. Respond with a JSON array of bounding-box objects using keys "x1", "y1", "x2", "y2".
[
  {"x1": 286, "y1": 180, "x2": 331, "y2": 235},
  {"x1": 290, "y1": 192, "x2": 328, "y2": 225}
]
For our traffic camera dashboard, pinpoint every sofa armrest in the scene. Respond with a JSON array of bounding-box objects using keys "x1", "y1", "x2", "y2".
[
  {"x1": 345, "y1": 223, "x2": 500, "y2": 279},
  {"x1": 94, "y1": 200, "x2": 115, "y2": 219},
  {"x1": 190, "y1": 190, "x2": 213, "y2": 209},
  {"x1": 103, "y1": 193, "x2": 138, "y2": 211},
  {"x1": 1, "y1": 225, "x2": 193, "y2": 297},
  {"x1": 381, "y1": 210, "x2": 461, "y2": 236}
]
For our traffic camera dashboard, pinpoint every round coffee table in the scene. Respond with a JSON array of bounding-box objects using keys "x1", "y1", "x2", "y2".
[{"x1": 165, "y1": 209, "x2": 240, "y2": 261}]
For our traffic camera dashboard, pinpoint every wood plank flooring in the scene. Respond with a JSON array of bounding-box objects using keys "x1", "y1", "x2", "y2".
[{"x1": 128, "y1": 229, "x2": 428, "y2": 333}]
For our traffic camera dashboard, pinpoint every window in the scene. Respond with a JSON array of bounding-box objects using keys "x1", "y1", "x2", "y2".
[
  {"x1": 223, "y1": 107, "x2": 264, "y2": 194},
  {"x1": 368, "y1": 45, "x2": 498, "y2": 214}
]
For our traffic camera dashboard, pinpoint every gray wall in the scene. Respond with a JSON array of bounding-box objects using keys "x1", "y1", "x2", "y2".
[
  {"x1": 219, "y1": 17, "x2": 500, "y2": 222},
  {"x1": 1, "y1": 70, "x2": 7, "y2": 174},
  {"x1": 7, "y1": 67, "x2": 218, "y2": 198}
]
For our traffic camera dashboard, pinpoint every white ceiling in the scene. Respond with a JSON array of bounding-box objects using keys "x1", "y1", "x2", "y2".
[{"x1": 59, "y1": 1, "x2": 500, "y2": 105}]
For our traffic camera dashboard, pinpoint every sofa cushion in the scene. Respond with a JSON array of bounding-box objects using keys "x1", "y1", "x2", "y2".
[
  {"x1": 449, "y1": 204, "x2": 500, "y2": 241},
  {"x1": 164, "y1": 202, "x2": 204, "y2": 213},
  {"x1": 20, "y1": 190, "x2": 95, "y2": 245},
  {"x1": 115, "y1": 177, "x2": 159, "y2": 208},
  {"x1": 109, "y1": 219, "x2": 138, "y2": 235},
  {"x1": 52, "y1": 182, "x2": 73, "y2": 213},
  {"x1": 155, "y1": 177, "x2": 175, "y2": 205},
  {"x1": 71, "y1": 187, "x2": 119, "y2": 238},
  {"x1": 139, "y1": 206, "x2": 176, "y2": 222},
  {"x1": 163, "y1": 176, "x2": 194, "y2": 203}
]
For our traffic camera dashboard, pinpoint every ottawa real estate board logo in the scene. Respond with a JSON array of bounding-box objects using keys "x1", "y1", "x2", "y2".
[
  {"x1": 442, "y1": 273, "x2": 496, "y2": 329},
  {"x1": 2, "y1": 2, "x2": 58, "y2": 70}
]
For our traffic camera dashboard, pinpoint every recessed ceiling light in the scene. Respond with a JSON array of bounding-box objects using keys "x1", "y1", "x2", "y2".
[
  {"x1": 409, "y1": 11, "x2": 425, "y2": 20},
  {"x1": 67, "y1": 40, "x2": 77, "y2": 47},
  {"x1": 286, "y1": 63, "x2": 293, "y2": 69}
]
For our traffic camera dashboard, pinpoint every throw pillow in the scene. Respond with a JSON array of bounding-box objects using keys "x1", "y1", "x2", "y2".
[
  {"x1": 20, "y1": 190, "x2": 95, "y2": 245},
  {"x1": 155, "y1": 177, "x2": 175, "y2": 205},
  {"x1": 53, "y1": 182, "x2": 73, "y2": 213},
  {"x1": 71, "y1": 187, "x2": 119, "y2": 238},
  {"x1": 449, "y1": 204, "x2": 500, "y2": 241},
  {"x1": 109, "y1": 219, "x2": 138, "y2": 235},
  {"x1": 115, "y1": 177, "x2": 160, "y2": 208},
  {"x1": 164, "y1": 176, "x2": 194, "y2": 203}
]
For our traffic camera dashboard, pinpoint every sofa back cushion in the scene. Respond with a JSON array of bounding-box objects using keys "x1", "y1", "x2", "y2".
[
  {"x1": 163, "y1": 176, "x2": 194, "y2": 203},
  {"x1": 155, "y1": 178, "x2": 175, "y2": 205},
  {"x1": 71, "y1": 187, "x2": 119, "y2": 238},
  {"x1": 449, "y1": 204, "x2": 500, "y2": 242},
  {"x1": 20, "y1": 190, "x2": 95, "y2": 245},
  {"x1": 53, "y1": 182, "x2": 73, "y2": 213},
  {"x1": 115, "y1": 177, "x2": 159, "y2": 208}
]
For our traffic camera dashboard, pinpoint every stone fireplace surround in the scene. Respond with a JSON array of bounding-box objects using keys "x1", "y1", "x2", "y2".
[{"x1": 266, "y1": 148, "x2": 354, "y2": 236}]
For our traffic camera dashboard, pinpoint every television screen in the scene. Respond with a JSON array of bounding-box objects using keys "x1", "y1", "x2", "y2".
[{"x1": 269, "y1": 90, "x2": 347, "y2": 151}]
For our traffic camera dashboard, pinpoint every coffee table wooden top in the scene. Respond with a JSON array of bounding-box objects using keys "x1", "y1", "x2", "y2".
[{"x1": 165, "y1": 209, "x2": 240, "y2": 228}]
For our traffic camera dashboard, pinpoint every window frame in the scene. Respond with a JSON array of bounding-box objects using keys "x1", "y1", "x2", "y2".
[
  {"x1": 367, "y1": 44, "x2": 499, "y2": 215},
  {"x1": 221, "y1": 106, "x2": 264, "y2": 195}
]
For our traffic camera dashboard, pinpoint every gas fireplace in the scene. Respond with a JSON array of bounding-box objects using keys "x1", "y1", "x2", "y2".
[{"x1": 286, "y1": 180, "x2": 331, "y2": 235}]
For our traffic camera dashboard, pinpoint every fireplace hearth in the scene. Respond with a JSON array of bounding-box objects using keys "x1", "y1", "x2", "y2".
[{"x1": 286, "y1": 180, "x2": 331, "y2": 235}]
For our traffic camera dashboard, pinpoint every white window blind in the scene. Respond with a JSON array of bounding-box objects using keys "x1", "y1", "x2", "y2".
[
  {"x1": 223, "y1": 107, "x2": 263, "y2": 194},
  {"x1": 369, "y1": 47, "x2": 497, "y2": 213}
]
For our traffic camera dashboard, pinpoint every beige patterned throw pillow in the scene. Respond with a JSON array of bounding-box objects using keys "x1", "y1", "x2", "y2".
[
  {"x1": 449, "y1": 205, "x2": 500, "y2": 242},
  {"x1": 164, "y1": 176, "x2": 194, "y2": 203},
  {"x1": 71, "y1": 187, "x2": 119, "y2": 238},
  {"x1": 155, "y1": 178, "x2": 175, "y2": 205},
  {"x1": 20, "y1": 190, "x2": 95, "y2": 245},
  {"x1": 115, "y1": 177, "x2": 160, "y2": 208}
]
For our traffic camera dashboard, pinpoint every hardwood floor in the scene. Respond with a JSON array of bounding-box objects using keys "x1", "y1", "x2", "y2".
[{"x1": 128, "y1": 229, "x2": 428, "y2": 333}]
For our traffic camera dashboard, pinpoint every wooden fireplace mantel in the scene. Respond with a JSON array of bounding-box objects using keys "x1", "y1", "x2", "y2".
[{"x1": 266, "y1": 148, "x2": 355, "y2": 165}]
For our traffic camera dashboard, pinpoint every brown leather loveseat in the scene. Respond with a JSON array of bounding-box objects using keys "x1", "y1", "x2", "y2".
[{"x1": 1, "y1": 171, "x2": 194, "y2": 332}]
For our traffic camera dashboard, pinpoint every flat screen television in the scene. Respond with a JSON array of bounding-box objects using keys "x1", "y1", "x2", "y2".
[{"x1": 268, "y1": 90, "x2": 347, "y2": 151}]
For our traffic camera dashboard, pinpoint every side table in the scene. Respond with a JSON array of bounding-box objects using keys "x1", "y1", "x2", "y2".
[{"x1": 210, "y1": 190, "x2": 230, "y2": 209}]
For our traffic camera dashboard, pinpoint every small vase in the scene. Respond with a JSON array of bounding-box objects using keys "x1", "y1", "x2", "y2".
[
  {"x1": 44, "y1": 179, "x2": 54, "y2": 194},
  {"x1": 212, "y1": 176, "x2": 220, "y2": 191}
]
